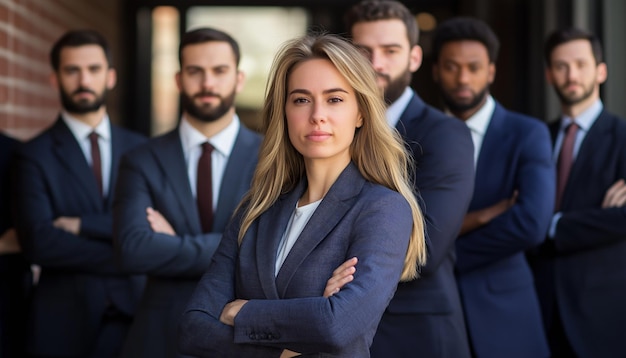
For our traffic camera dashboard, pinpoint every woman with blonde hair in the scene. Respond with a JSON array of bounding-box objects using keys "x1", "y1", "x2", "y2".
[{"x1": 179, "y1": 33, "x2": 426, "y2": 357}]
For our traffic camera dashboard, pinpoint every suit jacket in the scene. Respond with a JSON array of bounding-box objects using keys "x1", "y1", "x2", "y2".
[
  {"x1": 179, "y1": 163, "x2": 413, "y2": 357},
  {"x1": 13, "y1": 117, "x2": 146, "y2": 357},
  {"x1": 530, "y1": 109, "x2": 626, "y2": 357},
  {"x1": 0, "y1": 133, "x2": 30, "y2": 358},
  {"x1": 456, "y1": 102, "x2": 553, "y2": 358},
  {"x1": 370, "y1": 94, "x2": 475, "y2": 358},
  {"x1": 113, "y1": 126, "x2": 262, "y2": 358}
]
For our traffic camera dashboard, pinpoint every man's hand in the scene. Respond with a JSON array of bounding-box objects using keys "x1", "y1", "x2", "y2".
[
  {"x1": 602, "y1": 179, "x2": 626, "y2": 208},
  {"x1": 53, "y1": 217, "x2": 81, "y2": 235},
  {"x1": 324, "y1": 257, "x2": 357, "y2": 297},
  {"x1": 280, "y1": 349, "x2": 301, "y2": 358},
  {"x1": 146, "y1": 207, "x2": 176, "y2": 235},
  {"x1": 460, "y1": 191, "x2": 518, "y2": 235},
  {"x1": 220, "y1": 299, "x2": 248, "y2": 326},
  {"x1": 0, "y1": 228, "x2": 20, "y2": 254}
]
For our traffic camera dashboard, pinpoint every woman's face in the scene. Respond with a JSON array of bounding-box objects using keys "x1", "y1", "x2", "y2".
[{"x1": 285, "y1": 58, "x2": 363, "y2": 166}]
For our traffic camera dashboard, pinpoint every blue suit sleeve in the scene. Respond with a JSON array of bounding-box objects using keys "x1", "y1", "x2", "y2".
[
  {"x1": 113, "y1": 152, "x2": 222, "y2": 277},
  {"x1": 456, "y1": 123, "x2": 555, "y2": 272},
  {"x1": 179, "y1": 193, "x2": 413, "y2": 356},
  {"x1": 178, "y1": 210, "x2": 282, "y2": 358},
  {"x1": 14, "y1": 151, "x2": 119, "y2": 274},
  {"x1": 413, "y1": 118, "x2": 475, "y2": 275}
]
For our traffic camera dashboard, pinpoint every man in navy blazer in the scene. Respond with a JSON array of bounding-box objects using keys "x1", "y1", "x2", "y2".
[
  {"x1": 0, "y1": 132, "x2": 31, "y2": 357},
  {"x1": 113, "y1": 28, "x2": 261, "y2": 358},
  {"x1": 432, "y1": 18, "x2": 554, "y2": 358},
  {"x1": 13, "y1": 30, "x2": 146, "y2": 357},
  {"x1": 346, "y1": 2, "x2": 475, "y2": 357},
  {"x1": 529, "y1": 27, "x2": 626, "y2": 358}
]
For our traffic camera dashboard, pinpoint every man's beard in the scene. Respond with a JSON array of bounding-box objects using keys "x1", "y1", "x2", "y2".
[
  {"x1": 438, "y1": 84, "x2": 489, "y2": 114},
  {"x1": 181, "y1": 88, "x2": 236, "y2": 123},
  {"x1": 553, "y1": 81, "x2": 595, "y2": 106},
  {"x1": 379, "y1": 68, "x2": 412, "y2": 106},
  {"x1": 60, "y1": 86, "x2": 107, "y2": 114}
]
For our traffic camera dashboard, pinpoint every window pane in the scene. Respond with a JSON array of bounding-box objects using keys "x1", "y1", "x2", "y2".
[
  {"x1": 151, "y1": 6, "x2": 180, "y2": 136},
  {"x1": 187, "y1": 6, "x2": 308, "y2": 129}
]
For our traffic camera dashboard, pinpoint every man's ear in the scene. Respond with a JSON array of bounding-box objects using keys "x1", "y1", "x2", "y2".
[
  {"x1": 432, "y1": 63, "x2": 439, "y2": 83},
  {"x1": 488, "y1": 63, "x2": 496, "y2": 85},
  {"x1": 49, "y1": 72, "x2": 58, "y2": 89},
  {"x1": 175, "y1": 71, "x2": 182, "y2": 91},
  {"x1": 409, "y1": 45, "x2": 423, "y2": 73},
  {"x1": 544, "y1": 67, "x2": 554, "y2": 86},
  {"x1": 106, "y1": 68, "x2": 117, "y2": 90},
  {"x1": 596, "y1": 62, "x2": 607, "y2": 85},
  {"x1": 235, "y1": 70, "x2": 246, "y2": 94}
]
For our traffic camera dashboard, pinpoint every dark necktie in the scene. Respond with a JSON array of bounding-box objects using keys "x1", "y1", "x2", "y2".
[
  {"x1": 197, "y1": 142, "x2": 214, "y2": 233},
  {"x1": 555, "y1": 122, "x2": 579, "y2": 211},
  {"x1": 89, "y1": 131, "x2": 103, "y2": 196}
]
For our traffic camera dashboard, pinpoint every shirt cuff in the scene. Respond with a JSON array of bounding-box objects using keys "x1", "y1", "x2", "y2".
[{"x1": 548, "y1": 212, "x2": 563, "y2": 239}]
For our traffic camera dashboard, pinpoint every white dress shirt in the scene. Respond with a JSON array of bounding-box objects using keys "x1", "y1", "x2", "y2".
[
  {"x1": 549, "y1": 99, "x2": 603, "y2": 238},
  {"x1": 62, "y1": 112, "x2": 112, "y2": 196},
  {"x1": 386, "y1": 87, "x2": 414, "y2": 128},
  {"x1": 275, "y1": 199, "x2": 322, "y2": 276},
  {"x1": 179, "y1": 115, "x2": 240, "y2": 210},
  {"x1": 447, "y1": 95, "x2": 495, "y2": 166}
]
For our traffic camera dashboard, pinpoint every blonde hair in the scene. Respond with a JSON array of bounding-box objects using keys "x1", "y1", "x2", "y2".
[{"x1": 238, "y1": 33, "x2": 426, "y2": 281}]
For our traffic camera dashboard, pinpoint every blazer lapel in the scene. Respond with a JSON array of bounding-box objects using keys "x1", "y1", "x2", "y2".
[
  {"x1": 153, "y1": 130, "x2": 202, "y2": 233},
  {"x1": 255, "y1": 183, "x2": 305, "y2": 299},
  {"x1": 105, "y1": 124, "x2": 122, "y2": 209},
  {"x1": 214, "y1": 128, "x2": 257, "y2": 231},
  {"x1": 50, "y1": 117, "x2": 102, "y2": 209},
  {"x1": 275, "y1": 163, "x2": 364, "y2": 296},
  {"x1": 471, "y1": 103, "x2": 507, "y2": 208},
  {"x1": 395, "y1": 94, "x2": 426, "y2": 137}
]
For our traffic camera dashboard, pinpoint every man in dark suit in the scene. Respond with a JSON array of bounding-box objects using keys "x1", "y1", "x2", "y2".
[
  {"x1": 13, "y1": 30, "x2": 146, "y2": 357},
  {"x1": 529, "y1": 27, "x2": 626, "y2": 358},
  {"x1": 345, "y1": 2, "x2": 475, "y2": 357},
  {"x1": 432, "y1": 17, "x2": 553, "y2": 358},
  {"x1": 112, "y1": 27, "x2": 262, "y2": 358},
  {"x1": 0, "y1": 132, "x2": 31, "y2": 358}
]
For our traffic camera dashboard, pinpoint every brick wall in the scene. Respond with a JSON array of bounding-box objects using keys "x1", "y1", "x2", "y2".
[{"x1": 0, "y1": 0, "x2": 122, "y2": 141}]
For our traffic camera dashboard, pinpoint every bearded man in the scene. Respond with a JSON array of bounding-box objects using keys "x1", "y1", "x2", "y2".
[
  {"x1": 529, "y1": 27, "x2": 626, "y2": 358},
  {"x1": 344, "y1": 1, "x2": 475, "y2": 357},
  {"x1": 13, "y1": 30, "x2": 146, "y2": 357},
  {"x1": 431, "y1": 17, "x2": 554, "y2": 358},
  {"x1": 111, "y1": 27, "x2": 262, "y2": 358}
]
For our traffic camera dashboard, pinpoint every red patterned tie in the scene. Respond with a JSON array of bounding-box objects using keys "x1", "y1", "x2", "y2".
[
  {"x1": 197, "y1": 142, "x2": 214, "y2": 232},
  {"x1": 555, "y1": 122, "x2": 578, "y2": 211},
  {"x1": 89, "y1": 132, "x2": 103, "y2": 196}
]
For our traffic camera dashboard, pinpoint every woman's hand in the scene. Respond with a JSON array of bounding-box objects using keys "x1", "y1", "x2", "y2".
[{"x1": 324, "y1": 257, "x2": 357, "y2": 297}]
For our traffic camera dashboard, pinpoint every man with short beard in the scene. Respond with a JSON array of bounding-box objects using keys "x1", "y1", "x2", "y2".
[
  {"x1": 345, "y1": 1, "x2": 475, "y2": 357},
  {"x1": 112, "y1": 28, "x2": 262, "y2": 358},
  {"x1": 432, "y1": 17, "x2": 554, "y2": 358},
  {"x1": 528, "y1": 27, "x2": 626, "y2": 358},
  {"x1": 13, "y1": 30, "x2": 147, "y2": 357}
]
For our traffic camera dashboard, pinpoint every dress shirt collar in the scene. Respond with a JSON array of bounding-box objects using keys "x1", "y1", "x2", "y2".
[
  {"x1": 179, "y1": 114, "x2": 240, "y2": 158},
  {"x1": 463, "y1": 94, "x2": 495, "y2": 138},
  {"x1": 61, "y1": 111, "x2": 111, "y2": 141},
  {"x1": 559, "y1": 99, "x2": 603, "y2": 133},
  {"x1": 386, "y1": 87, "x2": 414, "y2": 127}
]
